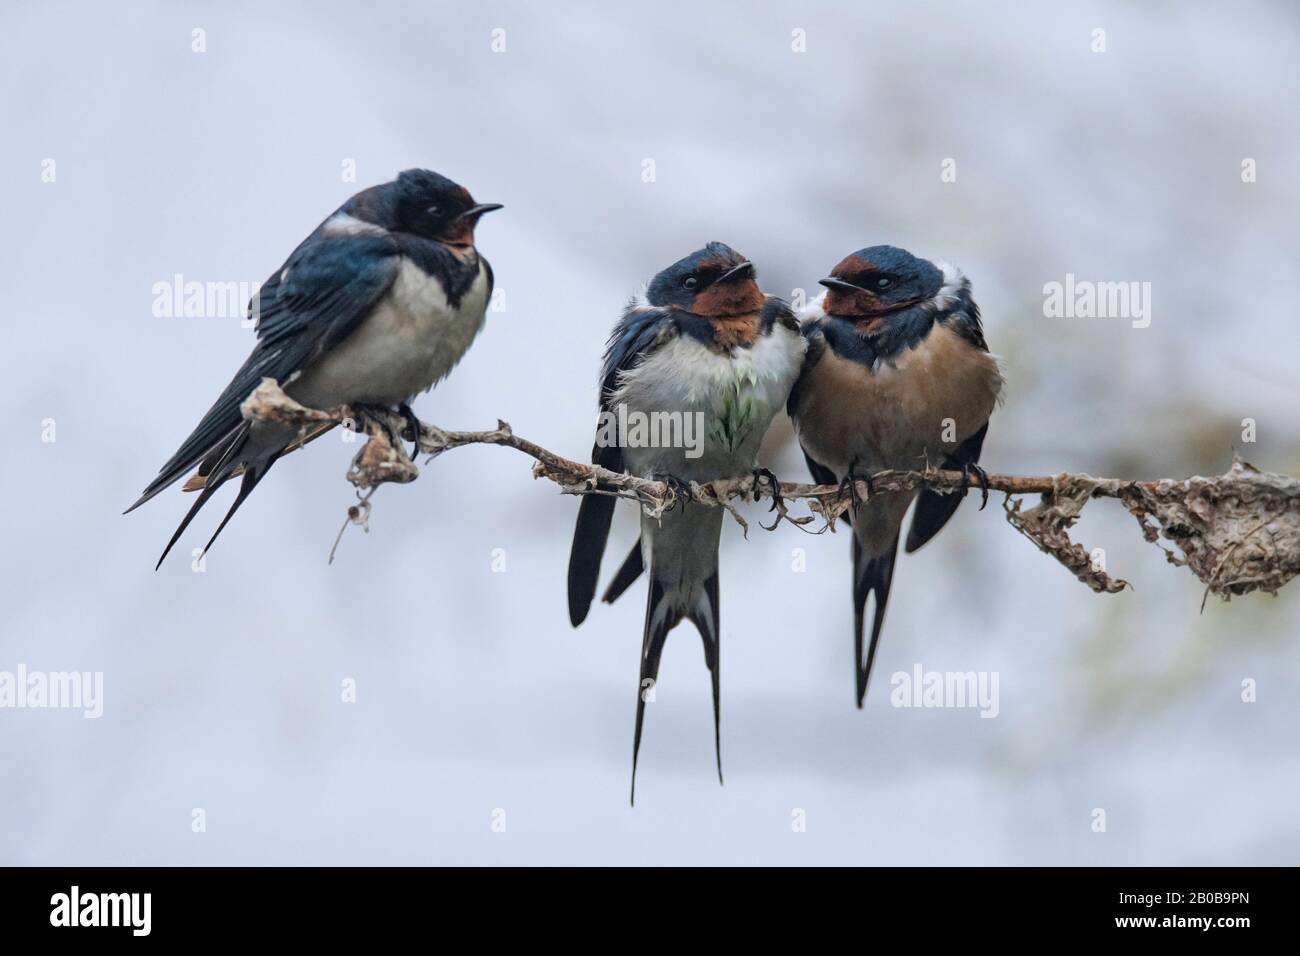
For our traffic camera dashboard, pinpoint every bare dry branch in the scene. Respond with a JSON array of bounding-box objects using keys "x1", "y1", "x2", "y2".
[{"x1": 240, "y1": 378, "x2": 1300, "y2": 601}]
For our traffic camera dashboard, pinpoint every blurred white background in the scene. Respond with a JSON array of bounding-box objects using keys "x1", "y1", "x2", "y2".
[{"x1": 2, "y1": 0, "x2": 1298, "y2": 864}]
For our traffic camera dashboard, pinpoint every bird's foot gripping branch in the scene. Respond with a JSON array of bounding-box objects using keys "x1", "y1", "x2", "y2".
[{"x1": 241, "y1": 378, "x2": 1300, "y2": 602}]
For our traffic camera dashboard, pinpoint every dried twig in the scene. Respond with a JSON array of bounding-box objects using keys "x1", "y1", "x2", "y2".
[{"x1": 240, "y1": 379, "x2": 1300, "y2": 601}]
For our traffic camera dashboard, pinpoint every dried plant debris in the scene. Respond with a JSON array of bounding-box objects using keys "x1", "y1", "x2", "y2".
[
  {"x1": 1004, "y1": 476, "x2": 1129, "y2": 594},
  {"x1": 1117, "y1": 456, "x2": 1300, "y2": 601},
  {"x1": 346, "y1": 420, "x2": 418, "y2": 488},
  {"x1": 241, "y1": 378, "x2": 1300, "y2": 601}
]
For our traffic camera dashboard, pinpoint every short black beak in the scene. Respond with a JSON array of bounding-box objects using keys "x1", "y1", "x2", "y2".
[
  {"x1": 818, "y1": 277, "x2": 859, "y2": 293},
  {"x1": 719, "y1": 261, "x2": 755, "y2": 283},
  {"x1": 457, "y1": 202, "x2": 504, "y2": 223}
]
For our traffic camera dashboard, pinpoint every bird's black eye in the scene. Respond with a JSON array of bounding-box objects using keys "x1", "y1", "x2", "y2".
[
  {"x1": 426, "y1": 205, "x2": 442, "y2": 217},
  {"x1": 682, "y1": 275, "x2": 699, "y2": 291},
  {"x1": 873, "y1": 276, "x2": 894, "y2": 291}
]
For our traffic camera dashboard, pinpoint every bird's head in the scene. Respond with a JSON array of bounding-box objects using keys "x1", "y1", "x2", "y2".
[
  {"x1": 646, "y1": 242, "x2": 765, "y2": 317},
  {"x1": 361, "y1": 169, "x2": 502, "y2": 247},
  {"x1": 819, "y1": 246, "x2": 943, "y2": 327}
]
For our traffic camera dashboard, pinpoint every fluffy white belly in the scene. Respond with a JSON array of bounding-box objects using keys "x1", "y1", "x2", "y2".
[
  {"x1": 614, "y1": 325, "x2": 803, "y2": 480},
  {"x1": 291, "y1": 258, "x2": 489, "y2": 408}
]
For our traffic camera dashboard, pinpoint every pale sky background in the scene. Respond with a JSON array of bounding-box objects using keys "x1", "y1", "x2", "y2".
[{"x1": 2, "y1": 0, "x2": 1298, "y2": 864}]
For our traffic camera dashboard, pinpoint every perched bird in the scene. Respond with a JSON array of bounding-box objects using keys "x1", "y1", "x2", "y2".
[
  {"x1": 567, "y1": 242, "x2": 805, "y2": 801},
  {"x1": 788, "y1": 246, "x2": 1003, "y2": 707},
  {"x1": 126, "y1": 169, "x2": 501, "y2": 568}
]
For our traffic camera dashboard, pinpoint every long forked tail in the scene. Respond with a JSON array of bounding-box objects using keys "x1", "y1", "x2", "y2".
[
  {"x1": 851, "y1": 531, "x2": 900, "y2": 707},
  {"x1": 567, "y1": 493, "x2": 616, "y2": 626},
  {"x1": 601, "y1": 538, "x2": 644, "y2": 605},
  {"x1": 631, "y1": 571, "x2": 721, "y2": 805},
  {"x1": 154, "y1": 428, "x2": 280, "y2": 570}
]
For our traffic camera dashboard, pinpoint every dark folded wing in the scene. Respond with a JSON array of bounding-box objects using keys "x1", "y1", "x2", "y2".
[
  {"x1": 801, "y1": 448, "x2": 839, "y2": 487},
  {"x1": 946, "y1": 296, "x2": 989, "y2": 352},
  {"x1": 128, "y1": 230, "x2": 401, "y2": 511},
  {"x1": 908, "y1": 293, "x2": 992, "y2": 548},
  {"x1": 567, "y1": 303, "x2": 679, "y2": 625},
  {"x1": 599, "y1": 302, "x2": 678, "y2": 410},
  {"x1": 905, "y1": 422, "x2": 988, "y2": 553},
  {"x1": 760, "y1": 295, "x2": 799, "y2": 334},
  {"x1": 786, "y1": 323, "x2": 825, "y2": 417}
]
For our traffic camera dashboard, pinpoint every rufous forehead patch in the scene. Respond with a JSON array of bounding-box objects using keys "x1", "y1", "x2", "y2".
[
  {"x1": 824, "y1": 285, "x2": 884, "y2": 318},
  {"x1": 832, "y1": 253, "x2": 874, "y2": 278}
]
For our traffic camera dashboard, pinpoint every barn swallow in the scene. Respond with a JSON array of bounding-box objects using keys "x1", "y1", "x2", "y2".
[
  {"x1": 788, "y1": 246, "x2": 1003, "y2": 706},
  {"x1": 126, "y1": 169, "x2": 501, "y2": 567},
  {"x1": 567, "y1": 242, "x2": 805, "y2": 801}
]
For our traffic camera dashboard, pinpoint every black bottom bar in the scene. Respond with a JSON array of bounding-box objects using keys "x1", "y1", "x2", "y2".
[{"x1": 0, "y1": 866, "x2": 1269, "y2": 941}]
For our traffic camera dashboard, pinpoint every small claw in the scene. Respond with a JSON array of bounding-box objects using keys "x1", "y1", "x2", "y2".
[
  {"x1": 351, "y1": 403, "x2": 385, "y2": 438},
  {"x1": 654, "y1": 474, "x2": 692, "y2": 510},
  {"x1": 398, "y1": 402, "x2": 422, "y2": 459},
  {"x1": 956, "y1": 461, "x2": 990, "y2": 510},
  {"x1": 751, "y1": 467, "x2": 782, "y2": 511},
  {"x1": 838, "y1": 474, "x2": 858, "y2": 515},
  {"x1": 971, "y1": 463, "x2": 990, "y2": 511},
  {"x1": 838, "y1": 459, "x2": 869, "y2": 516},
  {"x1": 348, "y1": 402, "x2": 374, "y2": 427},
  {"x1": 752, "y1": 467, "x2": 785, "y2": 530}
]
